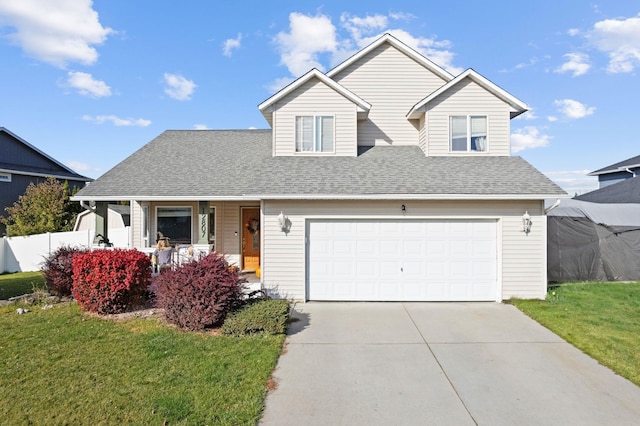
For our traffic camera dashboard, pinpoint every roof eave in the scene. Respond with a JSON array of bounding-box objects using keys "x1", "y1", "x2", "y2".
[{"x1": 72, "y1": 193, "x2": 569, "y2": 202}]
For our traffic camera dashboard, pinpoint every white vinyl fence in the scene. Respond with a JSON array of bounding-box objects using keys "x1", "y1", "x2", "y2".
[{"x1": 0, "y1": 228, "x2": 130, "y2": 273}]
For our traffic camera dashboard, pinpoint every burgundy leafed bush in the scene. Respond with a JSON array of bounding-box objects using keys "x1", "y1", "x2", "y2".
[
  {"x1": 72, "y1": 249, "x2": 151, "y2": 314},
  {"x1": 41, "y1": 245, "x2": 89, "y2": 296},
  {"x1": 154, "y1": 253, "x2": 245, "y2": 331}
]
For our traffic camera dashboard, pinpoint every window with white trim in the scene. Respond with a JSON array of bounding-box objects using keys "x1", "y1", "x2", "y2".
[
  {"x1": 450, "y1": 115, "x2": 487, "y2": 152},
  {"x1": 295, "y1": 115, "x2": 334, "y2": 153}
]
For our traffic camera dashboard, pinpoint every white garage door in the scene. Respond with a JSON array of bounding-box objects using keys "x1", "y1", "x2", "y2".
[{"x1": 307, "y1": 219, "x2": 497, "y2": 301}]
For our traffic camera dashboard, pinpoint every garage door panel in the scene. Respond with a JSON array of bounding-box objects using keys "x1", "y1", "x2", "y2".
[{"x1": 308, "y1": 219, "x2": 497, "y2": 301}]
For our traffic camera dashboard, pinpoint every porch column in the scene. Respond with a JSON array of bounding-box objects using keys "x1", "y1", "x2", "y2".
[
  {"x1": 93, "y1": 202, "x2": 109, "y2": 244},
  {"x1": 197, "y1": 201, "x2": 209, "y2": 245}
]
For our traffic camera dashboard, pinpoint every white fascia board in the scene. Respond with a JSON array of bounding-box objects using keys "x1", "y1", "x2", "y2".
[
  {"x1": 258, "y1": 69, "x2": 371, "y2": 113},
  {"x1": 407, "y1": 69, "x2": 528, "y2": 119},
  {"x1": 0, "y1": 168, "x2": 92, "y2": 182},
  {"x1": 247, "y1": 193, "x2": 571, "y2": 201},
  {"x1": 72, "y1": 193, "x2": 570, "y2": 202},
  {"x1": 587, "y1": 164, "x2": 640, "y2": 176},
  {"x1": 71, "y1": 195, "x2": 263, "y2": 202},
  {"x1": 327, "y1": 33, "x2": 454, "y2": 82}
]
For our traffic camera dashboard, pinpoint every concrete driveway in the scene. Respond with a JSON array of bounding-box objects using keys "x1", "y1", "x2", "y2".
[{"x1": 260, "y1": 302, "x2": 640, "y2": 425}]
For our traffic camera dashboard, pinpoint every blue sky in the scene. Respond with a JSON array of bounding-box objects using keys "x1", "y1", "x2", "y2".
[{"x1": 1, "y1": 1, "x2": 639, "y2": 195}]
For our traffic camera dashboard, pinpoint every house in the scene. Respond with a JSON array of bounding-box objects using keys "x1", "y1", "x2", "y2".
[
  {"x1": 575, "y1": 155, "x2": 640, "y2": 203},
  {"x1": 0, "y1": 127, "x2": 92, "y2": 236},
  {"x1": 587, "y1": 154, "x2": 640, "y2": 189},
  {"x1": 73, "y1": 33, "x2": 567, "y2": 302}
]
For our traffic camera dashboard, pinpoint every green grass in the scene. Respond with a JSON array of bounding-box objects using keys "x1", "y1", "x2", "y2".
[
  {"x1": 0, "y1": 302, "x2": 285, "y2": 425},
  {"x1": 512, "y1": 282, "x2": 640, "y2": 386},
  {"x1": 0, "y1": 271, "x2": 46, "y2": 299}
]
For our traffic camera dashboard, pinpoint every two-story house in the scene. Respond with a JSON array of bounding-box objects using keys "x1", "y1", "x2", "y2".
[
  {"x1": 575, "y1": 154, "x2": 640, "y2": 203},
  {"x1": 1, "y1": 127, "x2": 92, "y2": 236},
  {"x1": 73, "y1": 34, "x2": 566, "y2": 302}
]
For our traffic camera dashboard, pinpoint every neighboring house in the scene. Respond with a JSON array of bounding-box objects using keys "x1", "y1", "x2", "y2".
[
  {"x1": 73, "y1": 34, "x2": 566, "y2": 302},
  {"x1": 74, "y1": 204, "x2": 131, "y2": 231},
  {"x1": 0, "y1": 127, "x2": 92, "y2": 236},
  {"x1": 587, "y1": 154, "x2": 640, "y2": 189},
  {"x1": 575, "y1": 155, "x2": 640, "y2": 203}
]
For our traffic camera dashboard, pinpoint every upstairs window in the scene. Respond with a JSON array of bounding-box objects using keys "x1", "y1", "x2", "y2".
[
  {"x1": 451, "y1": 115, "x2": 487, "y2": 152},
  {"x1": 295, "y1": 116, "x2": 334, "y2": 153}
]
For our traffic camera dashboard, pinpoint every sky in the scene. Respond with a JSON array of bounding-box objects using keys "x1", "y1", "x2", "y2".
[{"x1": 1, "y1": 1, "x2": 639, "y2": 195}]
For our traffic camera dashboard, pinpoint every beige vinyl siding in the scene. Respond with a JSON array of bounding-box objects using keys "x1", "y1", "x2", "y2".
[
  {"x1": 331, "y1": 44, "x2": 448, "y2": 147},
  {"x1": 262, "y1": 199, "x2": 546, "y2": 301},
  {"x1": 418, "y1": 114, "x2": 427, "y2": 154},
  {"x1": 271, "y1": 77, "x2": 358, "y2": 157},
  {"x1": 131, "y1": 201, "x2": 144, "y2": 247},
  {"x1": 426, "y1": 79, "x2": 512, "y2": 156}
]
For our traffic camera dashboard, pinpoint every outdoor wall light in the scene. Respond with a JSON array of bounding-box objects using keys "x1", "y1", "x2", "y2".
[
  {"x1": 277, "y1": 211, "x2": 291, "y2": 234},
  {"x1": 401, "y1": 204, "x2": 406, "y2": 213},
  {"x1": 522, "y1": 211, "x2": 532, "y2": 235}
]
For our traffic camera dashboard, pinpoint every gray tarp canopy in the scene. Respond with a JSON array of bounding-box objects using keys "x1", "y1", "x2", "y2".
[{"x1": 547, "y1": 199, "x2": 640, "y2": 282}]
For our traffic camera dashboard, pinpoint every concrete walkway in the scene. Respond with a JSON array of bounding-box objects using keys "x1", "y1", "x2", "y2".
[{"x1": 260, "y1": 302, "x2": 640, "y2": 425}]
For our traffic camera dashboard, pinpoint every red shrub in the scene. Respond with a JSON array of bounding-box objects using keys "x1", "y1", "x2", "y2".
[
  {"x1": 154, "y1": 253, "x2": 245, "y2": 331},
  {"x1": 72, "y1": 249, "x2": 151, "y2": 314},
  {"x1": 41, "y1": 245, "x2": 89, "y2": 296}
]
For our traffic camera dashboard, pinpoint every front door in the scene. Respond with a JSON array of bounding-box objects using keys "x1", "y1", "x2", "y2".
[{"x1": 241, "y1": 207, "x2": 260, "y2": 271}]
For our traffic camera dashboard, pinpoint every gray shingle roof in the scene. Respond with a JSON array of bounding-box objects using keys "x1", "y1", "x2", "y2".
[
  {"x1": 74, "y1": 130, "x2": 566, "y2": 199},
  {"x1": 589, "y1": 154, "x2": 640, "y2": 175},
  {"x1": 575, "y1": 176, "x2": 640, "y2": 203}
]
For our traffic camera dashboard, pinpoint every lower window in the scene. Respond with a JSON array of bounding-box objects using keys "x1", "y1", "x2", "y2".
[{"x1": 157, "y1": 207, "x2": 192, "y2": 244}]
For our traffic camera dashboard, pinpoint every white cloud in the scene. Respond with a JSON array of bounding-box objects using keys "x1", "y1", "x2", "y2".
[
  {"x1": 0, "y1": 0, "x2": 113, "y2": 67},
  {"x1": 193, "y1": 124, "x2": 209, "y2": 130},
  {"x1": 82, "y1": 114, "x2": 151, "y2": 127},
  {"x1": 270, "y1": 11, "x2": 463, "y2": 84},
  {"x1": 547, "y1": 116, "x2": 558, "y2": 122},
  {"x1": 587, "y1": 13, "x2": 640, "y2": 73},
  {"x1": 368, "y1": 29, "x2": 462, "y2": 75},
  {"x1": 223, "y1": 33, "x2": 242, "y2": 57},
  {"x1": 266, "y1": 76, "x2": 295, "y2": 93},
  {"x1": 567, "y1": 28, "x2": 580, "y2": 36},
  {"x1": 65, "y1": 160, "x2": 100, "y2": 174},
  {"x1": 555, "y1": 53, "x2": 591, "y2": 76},
  {"x1": 514, "y1": 108, "x2": 538, "y2": 121},
  {"x1": 554, "y1": 99, "x2": 595, "y2": 119},
  {"x1": 64, "y1": 71, "x2": 111, "y2": 97},
  {"x1": 511, "y1": 126, "x2": 551, "y2": 153},
  {"x1": 341, "y1": 13, "x2": 388, "y2": 41},
  {"x1": 163, "y1": 73, "x2": 196, "y2": 101},
  {"x1": 274, "y1": 12, "x2": 337, "y2": 76},
  {"x1": 543, "y1": 170, "x2": 598, "y2": 195}
]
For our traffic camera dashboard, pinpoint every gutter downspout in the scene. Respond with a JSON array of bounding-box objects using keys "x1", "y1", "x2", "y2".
[
  {"x1": 80, "y1": 200, "x2": 96, "y2": 212},
  {"x1": 544, "y1": 199, "x2": 561, "y2": 214},
  {"x1": 624, "y1": 167, "x2": 636, "y2": 177}
]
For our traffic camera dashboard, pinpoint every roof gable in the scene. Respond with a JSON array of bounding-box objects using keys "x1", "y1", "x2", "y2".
[
  {"x1": 326, "y1": 33, "x2": 454, "y2": 82},
  {"x1": 588, "y1": 154, "x2": 640, "y2": 176},
  {"x1": 407, "y1": 69, "x2": 528, "y2": 119},
  {"x1": 258, "y1": 69, "x2": 371, "y2": 126},
  {"x1": 0, "y1": 127, "x2": 91, "y2": 181}
]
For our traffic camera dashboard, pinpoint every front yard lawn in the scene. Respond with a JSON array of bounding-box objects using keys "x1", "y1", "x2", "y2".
[
  {"x1": 0, "y1": 302, "x2": 284, "y2": 425},
  {"x1": 0, "y1": 271, "x2": 45, "y2": 299},
  {"x1": 512, "y1": 282, "x2": 640, "y2": 387}
]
